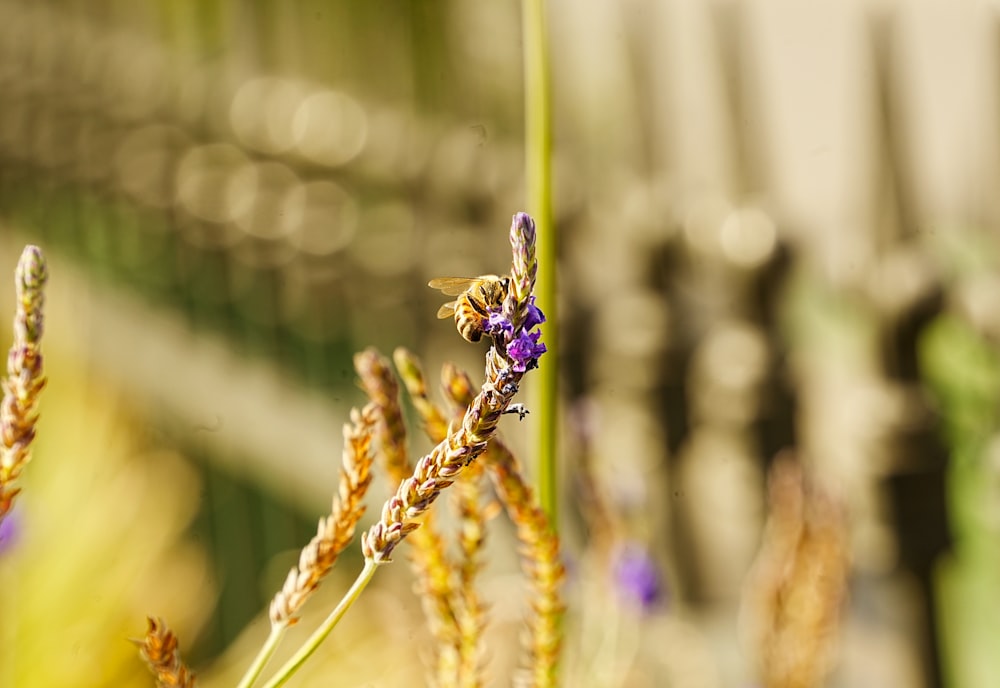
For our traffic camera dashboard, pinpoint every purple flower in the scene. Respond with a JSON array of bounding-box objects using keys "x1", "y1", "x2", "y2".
[
  {"x1": 0, "y1": 510, "x2": 20, "y2": 554},
  {"x1": 614, "y1": 544, "x2": 663, "y2": 613},
  {"x1": 487, "y1": 310, "x2": 514, "y2": 338},
  {"x1": 524, "y1": 296, "x2": 546, "y2": 331},
  {"x1": 507, "y1": 328, "x2": 547, "y2": 372}
]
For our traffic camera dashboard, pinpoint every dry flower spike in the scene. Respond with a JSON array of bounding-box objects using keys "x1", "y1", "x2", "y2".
[
  {"x1": 440, "y1": 362, "x2": 564, "y2": 687},
  {"x1": 742, "y1": 456, "x2": 850, "y2": 688},
  {"x1": 488, "y1": 444, "x2": 564, "y2": 688},
  {"x1": 395, "y1": 348, "x2": 496, "y2": 687},
  {"x1": 269, "y1": 403, "x2": 378, "y2": 626},
  {"x1": 0, "y1": 245, "x2": 48, "y2": 525},
  {"x1": 135, "y1": 617, "x2": 197, "y2": 688},
  {"x1": 357, "y1": 346, "x2": 463, "y2": 683}
]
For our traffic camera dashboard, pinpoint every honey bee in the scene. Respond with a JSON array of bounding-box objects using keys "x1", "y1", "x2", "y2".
[{"x1": 429, "y1": 275, "x2": 510, "y2": 343}]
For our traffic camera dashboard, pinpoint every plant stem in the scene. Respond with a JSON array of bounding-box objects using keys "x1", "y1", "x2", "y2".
[
  {"x1": 261, "y1": 559, "x2": 380, "y2": 688},
  {"x1": 521, "y1": 0, "x2": 557, "y2": 526},
  {"x1": 235, "y1": 625, "x2": 287, "y2": 688}
]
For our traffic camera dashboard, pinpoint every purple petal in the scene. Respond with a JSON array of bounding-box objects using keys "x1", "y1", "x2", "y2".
[
  {"x1": 614, "y1": 544, "x2": 663, "y2": 613},
  {"x1": 0, "y1": 510, "x2": 20, "y2": 554},
  {"x1": 506, "y1": 328, "x2": 546, "y2": 372},
  {"x1": 488, "y1": 311, "x2": 514, "y2": 338},
  {"x1": 524, "y1": 296, "x2": 546, "y2": 331}
]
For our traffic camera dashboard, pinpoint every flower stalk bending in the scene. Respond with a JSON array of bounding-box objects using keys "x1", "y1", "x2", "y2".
[{"x1": 362, "y1": 213, "x2": 543, "y2": 564}]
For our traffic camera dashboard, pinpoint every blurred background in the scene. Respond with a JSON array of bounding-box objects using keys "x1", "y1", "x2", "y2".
[{"x1": 1, "y1": 0, "x2": 1000, "y2": 686}]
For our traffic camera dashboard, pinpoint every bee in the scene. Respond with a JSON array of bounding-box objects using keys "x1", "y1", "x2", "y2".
[{"x1": 429, "y1": 275, "x2": 510, "y2": 343}]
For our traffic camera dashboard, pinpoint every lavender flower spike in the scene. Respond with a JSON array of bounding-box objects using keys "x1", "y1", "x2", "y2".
[
  {"x1": 15, "y1": 246, "x2": 47, "y2": 344},
  {"x1": 503, "y1": 212, "x2": 538, "y2": 336},
  {"x1": 0, "y1": 246, "x2": 48, "y2": 524},
  {"x1": 363, "y1": 213, "x2": 542, "y2": 563}
]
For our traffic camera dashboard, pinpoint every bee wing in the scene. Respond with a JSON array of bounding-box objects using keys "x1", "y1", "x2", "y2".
[
  {"x1": 436, "y1": 301, "x2": 458, "y2": 319},
  {"x1": 428, "y1": 277, "x2": 479, "y2": 296}
]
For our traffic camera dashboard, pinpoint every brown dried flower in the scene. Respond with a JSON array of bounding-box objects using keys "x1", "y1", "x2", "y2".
[
  {"x1": 134, "y1": 617, "x2": 196, "y2": 688},
  {"x1": 485, "y1": 440, "x2": 564, "y2": 688},
  {"x1": 393, "y1": 347, "x2": 450, "y2": 442},
  {"x1": 742, "y1": 456, "x2": 850, "y2": 688}
]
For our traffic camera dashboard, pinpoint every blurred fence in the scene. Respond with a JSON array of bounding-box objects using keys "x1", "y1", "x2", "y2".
[{"x1": 3, "y1": 0, "x2": 1000, "y2": 686}]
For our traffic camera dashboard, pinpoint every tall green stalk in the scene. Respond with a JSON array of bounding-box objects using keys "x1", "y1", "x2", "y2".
[{"x1": 521, "y1": 0, "x2": 557, "y2": 526}]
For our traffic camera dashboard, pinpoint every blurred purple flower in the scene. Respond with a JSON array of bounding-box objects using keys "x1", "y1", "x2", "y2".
[
  {"x1": 0, "y1": 510, "x2": 20, "y2": 554},
  {"x1": 614, "y1": 544, "x2": 663, "y2": 613},
  {"x1": 507, "y1": 329, "x2": 547, "y2": 372}
]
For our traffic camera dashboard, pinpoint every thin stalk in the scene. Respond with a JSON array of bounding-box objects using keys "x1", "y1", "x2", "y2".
[
  {"x1": 521, "y1": 0, "x2": 558, "y2": 526},
  {"x1": 261, "y1": 560, "x2": 380, "y2": 688},
  {"x1": 236, "y1": 626, "x2": 286, "y2": 688}
]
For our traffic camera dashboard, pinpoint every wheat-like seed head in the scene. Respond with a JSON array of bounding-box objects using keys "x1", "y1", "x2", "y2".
[
  {"x1": 440, "y1": 362, "x2": 564, "y2": 688},
  {"x1": 134, "y1": 617, "x2": 196, "y2": 688},
  {"x1": 354, "y1": 348, "x2": 410, "y2": 486},
  {"x1": 0, "y1": 245, "x2": 48, "y2": 524},
  {"x1": 269, "y1": 403, "x2": 378, "y2": 626},
  {"x1": 394, "y1": 347, "x2": 450, "y2": 442},
  {"x1": 357, "y1": 346, "x2": 463, "y2": 680},
  {"x1": 452, "y1": 464, "x2": 490, "y2": 687},
  {"x1": 362, "y1": 348, "x2": 517, "y2": 563},
  {"x1": 431, "y1": 358, "x2": 493, "y2": 688},
  {"x1": 742, "y1": 457, "x2": 849, "y2": 688},
  {"x1": 441, "y1": 362, "x2": 475, "y2": 411},
  {"x1": 486, "y1": 443, "x2": 564, "y2": 688},
  {"x1": 394, "y1": 347, "x2": 491, "y2": 686}
]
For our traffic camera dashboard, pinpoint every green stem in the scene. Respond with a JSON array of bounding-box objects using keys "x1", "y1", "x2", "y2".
[
  {"x1": 235, "y1": 625, "x2": 287, "y2": 688},
  {"x1": 521, "y1": 0, "x2": 557, "y2": 526},
  {"x1": 261, "y1": 559, "x2": 381, "y2": 688}
]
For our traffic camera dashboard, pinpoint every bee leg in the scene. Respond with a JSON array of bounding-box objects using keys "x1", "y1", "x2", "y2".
[{"x1": 503, "y1": 403, "x2": 529, "y2": 421}]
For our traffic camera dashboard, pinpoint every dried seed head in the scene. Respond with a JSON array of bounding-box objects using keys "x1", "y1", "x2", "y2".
[
  {"x1": 441, "y1": 362, "x2": 476, "y2": 411},
  {"x1": 394, "y1": 347, "x2": 449, "y2": 442},
  {"x1": 484, "y1": 437, "x2": 565, "y2": 686},
  {"x1": 269, "y1": 403, "x2": 377, "y2": 626},
  {"x1": 742, "y1": 457, "x2": 849, "y2": 688},
  {"x1": 355, "y1": 347, "x2": 411, "y2": 486},
  {"x1": 134, "y1": 617, "x2": 196, "y2": 688}
]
